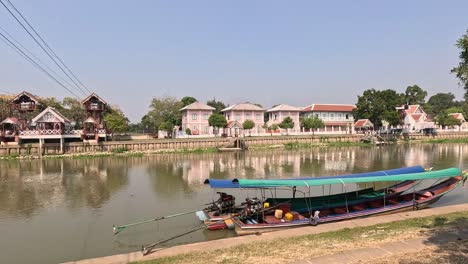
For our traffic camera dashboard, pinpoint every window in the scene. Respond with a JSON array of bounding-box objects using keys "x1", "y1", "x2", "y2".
[
  {"x1": 274, "y1": 114, "x2": 277, "y2": 120},
  {"x1": 314, "y1": 114, "x2": 319, "y2": 118},
  {"x1": 345, "y1": 114, "x2": 349, "y2": 120},
  {"x1": 192, "y1": 114, "x2": 197, "y2": 120},
  {"x1": 338, "y1": 113, "x2": 342, "y2": 119},
  {"x1": 256, "y1": 114, "x2": 261, "y2": 121},
  {"x1": 204, "y1": 114, "x2": 209, "y2": 120},
  {"x1": 246, "y1": 113, "x2": 251, "y2": 120},
  {"x1": 235, "y1": 114, "x2": 241, "y2": 120},
  {"x1": 192, "y1": 125, "x2": 197, "y2": 130},
  {"x1": 204, "y1": 126, "x2": 209, "y2": 134},
  {"x1": 330, "y1": 114, "x2": 334, "y2": 120}
]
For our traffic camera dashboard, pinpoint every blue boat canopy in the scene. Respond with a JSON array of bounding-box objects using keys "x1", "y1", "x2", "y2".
[{"x1": 204, "y1": 166, "x2": 426, "y2": 188}]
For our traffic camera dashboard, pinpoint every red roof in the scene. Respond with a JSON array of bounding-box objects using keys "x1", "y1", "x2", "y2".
[
  {"x1": 303, "y1": 104, "x2": 355, "y2": 112},
  {"x1": 354, "y1": 119, "x2": 373, "y2": 128},
  {"x1": 449, "y1": 113, "x2": 464, "y2": 120},
  {"x1": 411, "y1": 114, "x2": 422, "y2": 121}
]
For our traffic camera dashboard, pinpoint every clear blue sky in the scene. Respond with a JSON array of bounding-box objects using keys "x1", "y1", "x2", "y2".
[{"x1": 1, "y1": 0, "x2": 467, "y2": 122}]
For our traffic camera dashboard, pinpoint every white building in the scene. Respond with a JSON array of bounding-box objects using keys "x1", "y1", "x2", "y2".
[
  {"x1": 301, "y1": 104, "x2": 355, "y2": 133},
  {"x1": 401, "y1": 105, "x2": 434, "y2": 132}
]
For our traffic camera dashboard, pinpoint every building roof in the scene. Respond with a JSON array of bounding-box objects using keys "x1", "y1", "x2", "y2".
[
  {"x1": 32, "y1": 107, "x2": 70, "y2": 124},
  {"x1": 404, "y1": 105, "x2": 424, "y2": 115},
  {"x1": 354, "y1": 119, "x2": 373, "y2": 128},
  {"x1": 81, "y1": 93, "x2": 107, "y2": 105},
  {"x1": 221, "y1": 102, "x2": 265, "y2": 112},
  {"x1": 83, "y1": 117, "x2": 97, "y2": 123},
  {"x1": 11, "y1": 91, "x2": 40, "y2": 104},
  {"x1": 302, "y1": 104, "x2": 355, "y2": 112},
  {"x1": 180, "y1": 101, "x2": 215, "y2": 111},
  {"x1": 226, "y1": 120, "x2": 242, "y2": 128},
  {"x1": 266, "y1": 104, "x2": 302, "y2": 112},
  {"x1": 0, "y1": 117, "x2": 19, "y2": 125},
  {"x1": 449, "y1": 113, "x2": 465, "y2": 121}
]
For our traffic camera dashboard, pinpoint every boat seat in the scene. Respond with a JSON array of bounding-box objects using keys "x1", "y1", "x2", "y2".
[
  {"x1": 368, "y1": 201, "x2": 383, "y2": 208},
  {"x1": 263, "y1": 215, "x2": 282, "y2": 224},
  {"x1": 387, "y1": 200, "x2": 399, "y2": 205},
  {"x1": 418, "y1": 191, "x2": 434, "y2": 199},
  {"x1": 289, "y1": 211, "x2": 306, "y2": 220},
  {"x1": 333, "y1": 207, "x2": 348, "y2": 214},
  {"x1": 351, "y1": 204, "x2": 367, "y2": 211},
  {"x1": 319, "y1": 209, "x2": 331, "y2": 217}
]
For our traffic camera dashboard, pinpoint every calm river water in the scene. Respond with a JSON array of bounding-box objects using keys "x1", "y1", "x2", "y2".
[{"x1": 1, "y1": 144, "x2": 467, "y2": 264}]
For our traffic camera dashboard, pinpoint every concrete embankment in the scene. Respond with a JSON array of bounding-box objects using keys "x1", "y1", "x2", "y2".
[
  {"x1": 2, "y1": 132, "x2": 468, "y2": 157},
  {"x1": 62, "y1": 203, "x2": 468, "y2": 264}
]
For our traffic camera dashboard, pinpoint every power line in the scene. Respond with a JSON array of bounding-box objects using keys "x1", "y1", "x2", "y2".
[
  {"x1": 0, "y1": 0, "x2": 89, "y2": 96},
  {"x1": 5, "y1": 0, "x2": 92, "y2": 94},
  {"x1": 0, "y1": 25, "x2": 78, "y2": 90},
  {"x1": 0, "y1": 31, "x2": 81, "y2": 99}
]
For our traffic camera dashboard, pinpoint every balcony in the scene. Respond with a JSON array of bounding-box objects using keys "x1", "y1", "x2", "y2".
[
  {"x1": 13, "y1": 103, "x2": 36, "y2": 111},
  {"x1": 84, "y1": 103, "x2": 104, "y2": 111}
]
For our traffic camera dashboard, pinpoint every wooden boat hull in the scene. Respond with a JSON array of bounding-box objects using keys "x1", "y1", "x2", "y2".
[
  {"x1": 203, "y1": 180, "x2": 419, "y2": 230},
  {"x1": 233, "y1": 176, "x2": 463, "y2": 236}
]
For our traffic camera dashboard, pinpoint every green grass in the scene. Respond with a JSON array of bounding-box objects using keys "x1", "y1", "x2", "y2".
[
  {"x1": 134, "y1": 211, "x2": 468, "y2": 264},
  {"x1": 283, "y1": 141, "x2": 371, "y2": 150},
  {"x1": 420, "y1": 138, "x2": 468, "y2": 144}
]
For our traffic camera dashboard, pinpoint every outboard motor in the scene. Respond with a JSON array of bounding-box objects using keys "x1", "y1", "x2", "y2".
[
  {"x1": 206, "y1": 192, "x2": 236, "y2": 215},
  {"x1": 241, "y1": 197, "x2": 263, "y2": 216}
]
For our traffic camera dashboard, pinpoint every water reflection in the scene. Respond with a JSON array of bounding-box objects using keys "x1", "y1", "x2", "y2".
[
  {"x1": 0, "y1": 158, "x2": 129, "y2": 218},
  {"x1": 0, "y1": 144, "x2": 467, "y2": 264}
]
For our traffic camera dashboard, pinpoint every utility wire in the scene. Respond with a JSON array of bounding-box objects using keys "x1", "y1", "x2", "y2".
[
  {"x1": 0, "y1": 31, "x2": 81, "y2": 99},
  {"x1": 0, "y1": 0, "x2": 89, "y2": 96},
  {"x1": 0, "y1": 25, "x2": 78, "y2": 90},
  {"x1": 5, "y1": 0, "x2": 92, "y2": 94}
]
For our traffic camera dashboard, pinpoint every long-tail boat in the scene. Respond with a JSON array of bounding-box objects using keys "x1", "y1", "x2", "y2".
[
  {"x1": 231, "y1": 167, "x2": 466, "y2": 235},
  {"x1": 200, "y1": 166, "x2": 426, "y2": 229}
]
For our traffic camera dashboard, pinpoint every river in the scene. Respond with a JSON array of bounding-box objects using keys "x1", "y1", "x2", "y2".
[{"x1": 0, "y1": 144, "x2": 467, "y2": 264}]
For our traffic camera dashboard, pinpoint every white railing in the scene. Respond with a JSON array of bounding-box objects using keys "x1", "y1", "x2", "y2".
[{"x1": 19, "y1": 129, "x2": 82, "y2": 136}]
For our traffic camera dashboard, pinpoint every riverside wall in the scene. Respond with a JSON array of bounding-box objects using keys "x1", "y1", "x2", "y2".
[{"x1": 0, "y1": 132, "x2": 467, "y2": 156}]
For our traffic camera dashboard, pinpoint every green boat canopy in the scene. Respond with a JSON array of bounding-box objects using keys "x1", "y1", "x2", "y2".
[{"x1": 235, "y1": 168, "x2": 461, "y2": 188}]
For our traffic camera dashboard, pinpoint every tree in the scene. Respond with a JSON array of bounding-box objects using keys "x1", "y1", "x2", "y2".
[
  {"x1": 451, "y1": 30, "x2": 468, "y2": 100},
  {"x1": 436, "y1": 111, "x2": 461, "y2": 128},
  {"x1": 146, "y1": 96, "x2": 183, "y2": 132},
  {"x1": 301, "y1": 116, "x2": 324, "y2": 135},
  {"x1": 181, "y1": 96, "x2": 197, "y2": 107},
  {"x1": 278, "y1": 116, "x2": 294, "y2": 135},
  {"x1": 207, "y1": 98, "x2": 226, "y2": 114},
  {"x1": 404, "y1": 85, "x2": 427, "y2": 105},
  {"x1": 242, "y1": 119, "x2": 255, "y2": 136},
  {"x1": 159, "y1": 121, "x2": 174, "y2": 137},
  {"x1": 427, "y1": 93, "x2": 456, "y2": 115},
  {"x1": 62, "y1": 97, "x2": 83, "y2": 129},
  {"x1": 353, "y1": 89, "x2": 405, "y2": 128},
  {"x1": 185, "y1": 128, "x2": 191, "y2": 135},
  {"x1": 103, "y1": 110, "x2": 128, "y2": 134},
  {"x1": 208, "y1": 113, "x2": 227, "y2": 135}
]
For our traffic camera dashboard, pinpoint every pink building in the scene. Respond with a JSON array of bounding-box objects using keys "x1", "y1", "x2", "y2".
[
  {"x1": 221, "y1": 102, "x2": 265, "y2": 136},
  {"x1": 266, "y1": 104, "x2": 302, "y2": 132},
  {"x1": 180, "y1": 102, "x2": 215, "y2": 135}
]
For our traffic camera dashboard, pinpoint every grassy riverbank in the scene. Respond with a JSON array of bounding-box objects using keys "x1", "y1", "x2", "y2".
[
  {"x1": 417, "y1": 137, "x2": 468, "y2": 144},
  {"x1": 134, "y1": 210, "x2": 468, "y2": 264}
]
